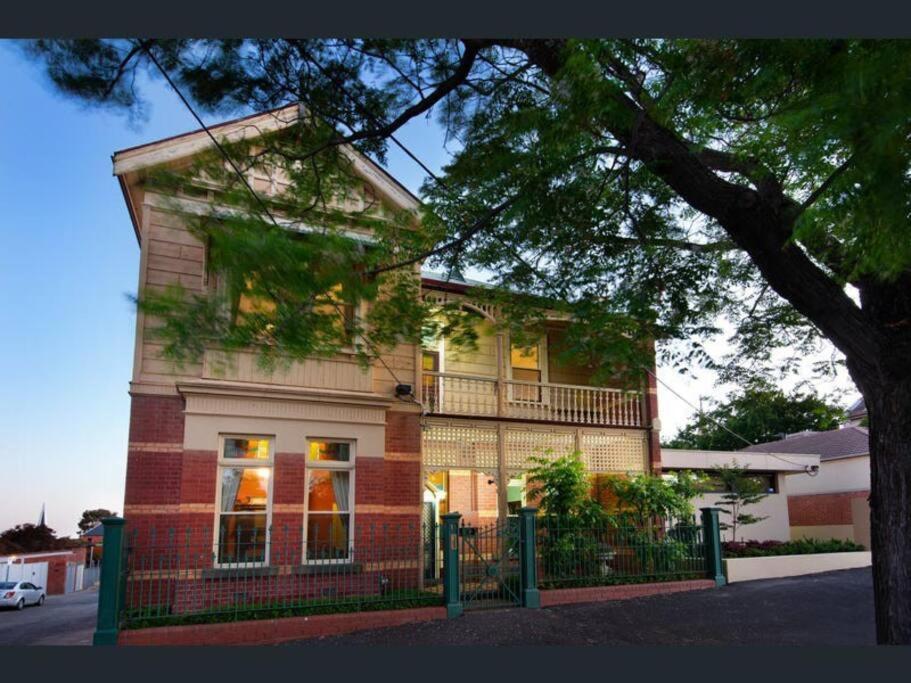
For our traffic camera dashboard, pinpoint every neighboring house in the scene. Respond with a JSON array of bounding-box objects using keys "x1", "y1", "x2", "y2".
[
  {"x1": 1, "y1": 548, "x2": 87, "y2": 594},
  {"x1": 845, "y1": 397, "x2": 867, "y2": 426},
  {"x1": 81, "y1": 523, "x2": 104, "y2": 564},
  {"x1": 742, "y1": 423, "x2": 871, "y2": 545},
  {"x1": 113, "y1": 105, "x2": 661, "y2": 571},
  {"x1": 661, "y1": 449, "x2": 819, "y2": 542}
]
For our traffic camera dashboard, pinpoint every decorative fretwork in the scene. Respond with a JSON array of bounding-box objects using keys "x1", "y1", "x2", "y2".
[
  {"x1": 422, "y1": 421, "x2": 499, "y2": 472},
  {"x1": 422, "y1": 420, "x2": 647, "y2": 476},
  {"x1": 503, "y1": 427, "x2": 575, "y2": 472},
  {"x1": 580, "y1": 430, "x2": 648, "y2": 473}
]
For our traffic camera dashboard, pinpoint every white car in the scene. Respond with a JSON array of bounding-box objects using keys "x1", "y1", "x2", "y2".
[{"x1": 0, "y1": 581, "x2": 46, "y2": 610}]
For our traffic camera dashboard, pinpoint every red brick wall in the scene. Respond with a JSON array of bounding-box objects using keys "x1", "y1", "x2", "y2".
[
  {"x1": 788, "y1": 490, "x2": 870, "y2": 526},
  {"x1": 128, "y1": 394, "x2": 186, "y2": 444}
]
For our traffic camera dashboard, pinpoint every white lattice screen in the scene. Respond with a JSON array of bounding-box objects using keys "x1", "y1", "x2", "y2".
[
  {"x1": 579, "y1": 430, "x2": 648, "y2": 473},
  {"x1": 503, "y1": 428, "x2": 575, "y2": 471},
  {"x1": 422, "y1": 421, "x2": 498, "y2": 472},
  {"x1": 422, "y1": 419, "x2": 648, "y2": 474}
]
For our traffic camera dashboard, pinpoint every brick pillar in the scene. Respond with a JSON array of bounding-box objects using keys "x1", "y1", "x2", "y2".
[{"x1": 124, "y1": 393, "x2": 187, "y2": 531}]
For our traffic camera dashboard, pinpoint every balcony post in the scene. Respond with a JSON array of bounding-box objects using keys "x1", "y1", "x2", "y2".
[{"x1": 496, "y1": 332, "x2": 506, "y2": 417}]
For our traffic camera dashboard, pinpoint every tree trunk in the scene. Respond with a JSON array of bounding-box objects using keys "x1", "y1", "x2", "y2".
[{"x1": 856, "y1": 373, "x2": 911, "y2": 644}]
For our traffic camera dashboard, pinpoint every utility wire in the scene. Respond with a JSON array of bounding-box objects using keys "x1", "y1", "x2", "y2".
[
  {"x1": 140, "y1": 41, "x2": 411, "y2": 393},
  {"x1": 305, "y1": 46, "x2": 820, "y2": 474},
  {"x1": 144, "y1": 40, "x2": 824, "y2": 466},
  {"x1": 642, "y1": 365, "x2": 819, "y2": 473}
]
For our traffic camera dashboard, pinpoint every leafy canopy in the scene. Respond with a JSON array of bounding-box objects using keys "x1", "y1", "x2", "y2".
[
  {"x1": 24, "y1": 39, "x2": 911, "y2": 385},
  {"x1": 665, "y1": 379, "x2": 846, "y2": 450}
]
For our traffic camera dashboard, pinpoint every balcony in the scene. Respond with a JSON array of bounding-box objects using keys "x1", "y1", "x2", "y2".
[{"x1": 421, "y1": 371, "x2": 644, "y2": 427}]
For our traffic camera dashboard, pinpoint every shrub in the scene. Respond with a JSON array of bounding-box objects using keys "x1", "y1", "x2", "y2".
[{"x1": 722, "y1": 538, "x2": 865, "y2": 558}]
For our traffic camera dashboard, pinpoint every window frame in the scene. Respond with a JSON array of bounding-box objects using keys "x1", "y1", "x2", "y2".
[
  {"x1": 212, "y1": 434, "x2": 275, "y2": 569},
  {"x1": 507, "y1": 334, "x2": 550, "y2": 404},
  {"x1": 303, "y1": 437, "x2": 357, "y2": 565}
]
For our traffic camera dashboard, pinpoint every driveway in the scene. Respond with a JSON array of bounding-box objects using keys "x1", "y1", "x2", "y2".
[
  {"x1": 0, "y1": 587, "x2": 98, "y2": 645},
  {"x1": 286, "y1": 568, "x2": 875, "y2": 646}
]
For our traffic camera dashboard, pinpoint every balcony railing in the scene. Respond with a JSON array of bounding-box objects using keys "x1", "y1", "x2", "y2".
[{"x1": 421, "y1": 371, "x2": 643, "y2": 427}]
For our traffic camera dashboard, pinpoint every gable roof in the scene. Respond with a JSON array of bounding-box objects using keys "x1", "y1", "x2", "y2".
[
  {"x1": 112, "y1": 104, "x2": 421, "y2": 242},
  {"x1": 847, "y1": 397, "x2": 867, "y2": 420},
  {"x1": 742, "y1": 426, "x2": 869, "y2": 461},
  {"x1": 83, "y1": 523, "x2": 104, "y2": 538}
]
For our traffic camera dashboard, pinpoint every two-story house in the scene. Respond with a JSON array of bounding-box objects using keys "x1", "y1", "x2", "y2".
[{"x1": 114, "y1": 104, "x2": 660, "y2": 575}]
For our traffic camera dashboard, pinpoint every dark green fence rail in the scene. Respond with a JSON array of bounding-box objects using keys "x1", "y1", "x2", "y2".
[
  {"x1": 112, "y1": 519, "x2": 441, "y2": 632},
  {"x1": 536, "y1": 516, "x2": 710, "y2": 589},
  {"x1": 93, "y1": 507, "x2": 725, "y2": 644}
]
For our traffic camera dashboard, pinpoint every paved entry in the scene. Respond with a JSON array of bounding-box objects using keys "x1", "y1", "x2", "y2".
[{"x1": 458, "y1": 518, "x2": 521, "y2": 610}]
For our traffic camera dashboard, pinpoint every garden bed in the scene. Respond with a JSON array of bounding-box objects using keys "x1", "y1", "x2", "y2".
[
  {"x1": 722, "y1": 538, "x2": 864, "y2": 558},
  {"x1": 123, "y1": 590, "x2": 441, "y2": 630}
]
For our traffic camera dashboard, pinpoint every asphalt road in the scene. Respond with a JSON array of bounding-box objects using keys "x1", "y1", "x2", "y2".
[
  {"x1": 0, "y1": 586, "x2": 98, "y2": 645},
  {"x1": 286, "y1": 568, "x2": 875, "y2": 646}
]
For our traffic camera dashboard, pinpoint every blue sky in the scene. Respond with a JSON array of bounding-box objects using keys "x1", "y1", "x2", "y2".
[
  {"x1": 0, "y1": 42, "x2": 453, "y2": 535},
  {"x1": 0, "y1": 41, "x2": 857, "y2": 537}
]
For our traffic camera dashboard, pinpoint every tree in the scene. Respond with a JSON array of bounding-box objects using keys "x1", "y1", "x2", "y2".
[
  {"x1": 22, "y1": 38, "x2": 911, "y2": 643},
  {"x1": 78, "y1": 509, "x2": 116, "y2": 534},
  {"x1": 665, "y1": 380, "x2": 845, "y2": 450},
  {"x1": 602, "y1": 471, "x2": 706, "y2": 527},
  {"x1": 712, "y1": 464, "x2": 770, "y2": 542},
  {"x1": 0, "y1": 524, "x2": 70, "y2": 554},
  {"x1": 526, "y1": 451, "x2": 604, "y2": 522}
]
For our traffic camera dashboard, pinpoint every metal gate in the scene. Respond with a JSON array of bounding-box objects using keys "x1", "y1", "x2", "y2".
[
  {"x1": 421, "y1": 502, "x2": 439, "y2": 582},
  {"x1": 458, "y1": 517, "x2": 521, "y2": 610}
]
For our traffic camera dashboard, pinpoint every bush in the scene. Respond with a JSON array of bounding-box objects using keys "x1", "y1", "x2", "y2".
[{"x1": 722, "y1": 538, "x2": 865, "y2": 558}]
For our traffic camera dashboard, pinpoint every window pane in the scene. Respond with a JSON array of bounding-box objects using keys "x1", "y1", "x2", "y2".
[
  {"x1": 223, "y1": 437, "x2": 270, "y2": 460},
  {"x1": 511, "y1": 343, "x2": 540, "y2": 370},
  {"x1": 217, "y1": 514, "x2": 267, "y2": 564},
  {"x1": 306, "y1": 513, "x2": 350, "y2": 560},
  {"x1": 308, "y1": 441, "x2": 351, "y2": 463},
  {"x1": 220, "y1": 467, "x2": 270, "y2": 512},
  {"x1": 308, "y1": 471, "x2": 350, "y2": 512}
]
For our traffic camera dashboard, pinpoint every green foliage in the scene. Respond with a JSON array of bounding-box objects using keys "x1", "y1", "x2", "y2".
[
  {"x1": 78, "y1": 509, "x2": 116, "y2": 534},
  {"x1": 526, "y1": 450, "x2": 604, "y2": 522},
  {"x1": 0, "y1": 523, "x2": 73, "y2": 554},
  {"x1": 601, "y1": 471, "x2": 707, "y2": 526},
  {"x1": 123, "y1": 591, "x2": 442, "y2": 630},
  {"x1": 722, "y1": 538, "x2": 865, "y2": 557},
  {"x1": 665, "y1": 379, "x2": 846, "y2": 450},
  {"x1": 712, "y1": 463, "x2": 770, "y2": 542}
]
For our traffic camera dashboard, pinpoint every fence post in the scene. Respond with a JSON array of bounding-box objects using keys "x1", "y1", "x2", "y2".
[
  {"x1": 441, "y1": 512, "x2": 462, "y2": 618},
  {"x1": 93, "y1": 517, "x2": 126, "y2": 646},
  {"x1": 519, "y1": 507, "x2": 541, "y2": 608},
  {"x1": 700, "y1": 507, "x2": 726, "y2": 587}
]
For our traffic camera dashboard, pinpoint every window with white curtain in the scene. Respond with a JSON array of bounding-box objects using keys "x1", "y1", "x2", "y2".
[
  {"x1": 305, "y1": 439, "x2": 354, "y2": 562},
  {"x1": 214, "y1": 436, "x2": 273, "y2": 566}
]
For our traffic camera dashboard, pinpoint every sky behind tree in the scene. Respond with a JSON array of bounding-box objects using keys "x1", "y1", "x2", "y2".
[{"x1": 0, "y1": 41, "x2": 857, "y2": 535}]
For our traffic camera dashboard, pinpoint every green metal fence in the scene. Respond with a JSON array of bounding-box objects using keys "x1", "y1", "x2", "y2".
[
  {"x1": 536, "y1": 516, "x2": 709, "y2": 589},
  {"x1": 111, "y1": 519, "x2": 441, "y2": 631},
  {"x1": 93, "y1": 507, "x2": 724, "y2": 643}
]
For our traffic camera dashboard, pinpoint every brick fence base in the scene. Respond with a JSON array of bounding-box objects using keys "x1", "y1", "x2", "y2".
[
  {"x1": 117, "y1": 580, "x2": 717, "y2": 645},
  {"x1": 118, "y1": 606, "x2": 447, "y2": 646},
  {"x1": 540, "y1": 579, "x2": 716, "y2": 608}
]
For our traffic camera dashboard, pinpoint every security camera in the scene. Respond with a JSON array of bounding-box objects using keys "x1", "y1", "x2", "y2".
[{"x1": 806, "y1": 464, "x2": 820, "y2": 476}]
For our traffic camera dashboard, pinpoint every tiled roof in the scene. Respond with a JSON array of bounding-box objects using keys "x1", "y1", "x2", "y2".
[
  {"x1": 847, "y1": 396, "x2": 867, "y2": 419},
  {"x1": 742, "y1": 426, "x2": 869, "y2": 461}
]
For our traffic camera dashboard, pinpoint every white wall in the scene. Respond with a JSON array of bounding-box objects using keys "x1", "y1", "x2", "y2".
[
  {"x1": 696, "y1": 474, "x2": 792, "y2": 542},
  {"x1": 786, "y1": 456, "x2": 869, "y2": 496}
]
